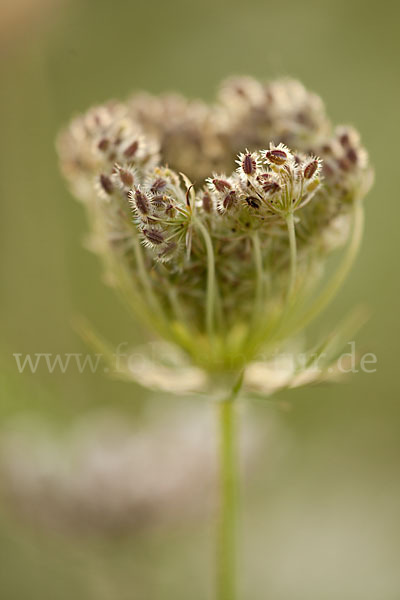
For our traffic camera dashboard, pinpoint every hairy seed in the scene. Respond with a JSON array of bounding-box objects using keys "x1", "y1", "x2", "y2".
[
  {"x1": 151, "y1": 178, "x2": 167, "y2": 193},
  {"x1": 151, "y1": 195, "x2": 166, "y2": 209},
  {"x1": 134, "y1": 189, "x2": 150, "y2": 215},
  {"x1": 245, "y1": 196, "x2": 260, "y2": 209},
  {"x1": 347, "y1": 148, "x2": 358, "y2": 164},
  {"x1": 322, "y1": 144, "x2": 333, "y2": 154},
  {"x1": 337, "y1": 158, "x2": 351, "y2": 172},
  {"x1": 124, "y1": 140, "x2": 139, "y2": 158},
  {"x1": 263, "y1": 182, "x2": 280, "y2": 194},
  {"x1": 243, "y1": 154, "x2": 255, "y2": 175},
  {"x1": 202, "y1": 192, "x2": 213, "y2": 213},
  {"x1": 97, "y1": 138, "x2": 109, "y2": 152},
  {"x1": 100, "y1": 174, "x2": 113, "y2": 194},
  {"x1": 119, "y1": 168, "x2": 134, "y2": 187},
  {"x1": 266, "y1": 149, "x2": 287, "y2": 165},
  {"x1": 223, "y1": 191, "x2": 236, "y2": 210},
  {"x1": 304, "y1": 160, "x2": 318, "y2": 179},
  {"x1": 165, "y1": 203, "x2": 175, "y2": 217},
  {"x1": 213, "y1": 178, "x2": 231, "y2": 192},
  {"x1": 158, "y1": 242, "x2": 177, "y2": 258},
  {"x1": 143, "y1": 228, "x2": 164, "y2": 245}
]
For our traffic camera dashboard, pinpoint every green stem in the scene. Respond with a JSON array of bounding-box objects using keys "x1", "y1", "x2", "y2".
[
  {"x1": 251, "y1": 231, "x2": 263, "y2": 329},
  {"x1": 217, "y1": 373, "x2": 243, "y2": 600},
  {"x1": 197, "y1": 220, "x2": 216, "y2": 339},
  {"x1": 285, "y1": 211, "x2": 297, "y2": 303}
]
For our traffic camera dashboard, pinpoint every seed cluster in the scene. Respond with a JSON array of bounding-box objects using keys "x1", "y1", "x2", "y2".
[
  {"x1": 206, "y1": 143, "x2": 322, "y2": 220},
  {"x1": 58, "y1": 76, "x2": 373, "y2": 369}
]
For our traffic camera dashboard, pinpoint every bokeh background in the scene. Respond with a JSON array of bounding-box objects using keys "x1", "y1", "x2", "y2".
[{"x1": 0, "y1": 0, "x2": 399, "y2": 598}]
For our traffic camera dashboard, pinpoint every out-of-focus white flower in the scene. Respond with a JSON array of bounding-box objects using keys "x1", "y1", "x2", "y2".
[{"x1": 0, "y1": 408, "x2": 264, "y2": 535}]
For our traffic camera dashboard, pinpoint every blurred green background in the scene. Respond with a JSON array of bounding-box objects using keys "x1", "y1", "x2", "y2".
[{"x1": 0, "y1": 0, "x2": 399, "y2": 598}]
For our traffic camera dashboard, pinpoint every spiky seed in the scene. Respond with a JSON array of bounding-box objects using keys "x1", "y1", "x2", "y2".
[
  {"x1": 263, "y1": 181, "x2": 280, "y2": 194},
  {"x1": 257, "y1": 173, "x2": 271, "y2": 190},
  {"x1": 337, "y1": 158, "x2": 351, "y2": 172},
  {"x1": 213, "y1": 178, "x2": 231, "y2": 192},
  {"x1": 257, "y1": 173, "x2": 270, "y2": 182},
  {"x1": 131, "y1": 189, "x2": 150, "y2": 215},
  {"x1": 97, "y1": 138, "x2": 109, "y2": 152},
  {"x1": 322, "y1": 143, "x2": 333, "y2": 154},
  {"x1": 118, "y1": 168, "x2": 135, "y2": 187},
  {"x1": 223, "y1": 191, "x2": 237, "y2": 210},
  {"x1": 100, "y1": 174, "x2": 113, "y2": 195},
  {"x1": 124, "y1": 140, "x2": 139, "y2": 158},
  {"x1": 339, "y1": 132, "x2": 350, "y2": 147},
  {"x1": 151, "y1": 178, "x2": 167, "y2": 193},
  {"x1": 202, "y1": 192, "x2": 213, "y2": 213},
  {"x1": 266, "y1": 149, "x2": 287, "y2": 165},
  {"x1": 347, "y1": 148, "x2": 358, "y2": 164},
  {"x1": 151, "y1": 195, "x2": 166, "y2": 209},
  {"x1": 242, "y1": 153, "x2": 256, "y2": 175},
  {"x1": 158, "y1": 242, "x2": 177, "y2": 259},
  {"x1": 151, "y1": 194, "x2": 168, "y2": 210},
  {"x1": 245, "y1": 196, "x2": 260, "y2": 209},
  {"x1": 165, "y1": 203, "x2": 175, "y2": 217},
  {"x1": 143, "y1": 228, "x2": 165, "y2": 245},
  {"x1": 304, "y1": 160, "x2": 319, "y2": 179}
]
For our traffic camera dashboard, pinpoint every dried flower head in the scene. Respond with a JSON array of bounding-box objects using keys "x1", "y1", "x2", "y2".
[{"x1": 57, "y1": 76, "x2": 373, "y2": 387}]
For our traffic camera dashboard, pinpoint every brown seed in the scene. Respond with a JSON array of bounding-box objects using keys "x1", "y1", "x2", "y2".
[
  {"x1": 119, "y1": 168, "x2": 134, "y2": 187},
  {"x1": 304, "y1": 160, "x2": 318, "y2": 179},
  {"x1": 242, "y1": 153, "x2": 256, "y2": 175},
  {"x1": 245, "y1": 196, "x2": 260, "y2": 209},
  {"x1": 266, "y1": 149, "x2": 287, "y2": 165},
  {"x1": 165, "y1": 204, "x2": 175, "y2": 217},
  {"x1": 150, "y1": 178, "x2": 167, "y2": 193},
  {"x1": 202, "y1": 192, "x2": 213, "y2": 213},
  {"x1": 322, "y1": 163, "x2": 334, "y2": 177},
  {"x1": 337, "y1": 158, "x2": 351, "y2": 172},
  {"x1": 143, "y1": 228, "x2": 164, "y2": 245},
  {"x1": 347, "y1": 148, "x2": 358, "y2": 164},
  {"x1": 223, "y1": 191, "x2": 237, "y2": 210},
  {"x1": 158, "y1": 242, "x2": 177, "y2": 258},
  {"x1": 234, "y1": 84, "x2": 246, "y2": 97},
  {"x1": 151, "y1": 195, "x2": 166, "y2": 210},
  {"x1": 322, "y1": 144, "x2": 333, "y2": 155},
  {"x1": 263, "y1": 182, "x2": 280, "y2": 194},
  {"x1": 97, "y1": 138, "x2": 109, "y2": 152},
  {"x1": 124, "y1": 140, "x2": 139, "y2": 158},
  {"x1": 257, "y1": 173, "x2": 271, "y2": 187},
  {"x1": 134, "y1": 189, "x2": 150, "y2": 215},
  {"x1": 213, "y1": 178, "x2": 231, "y2": 192},
  {"x1": 100, "y1": 174, "x2": 113, "y2": 195}
]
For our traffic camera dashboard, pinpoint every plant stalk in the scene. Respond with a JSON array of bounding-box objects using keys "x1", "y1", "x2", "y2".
[
  {"x1": 197, "y1": 220, "x2": 216, "y2": 339},
  {"x1": 285, "y1": 210, "x2": 297, "y2": 303},
  {"x1": 217, "y1": 373, "x2": 243, "y2": 600}
]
